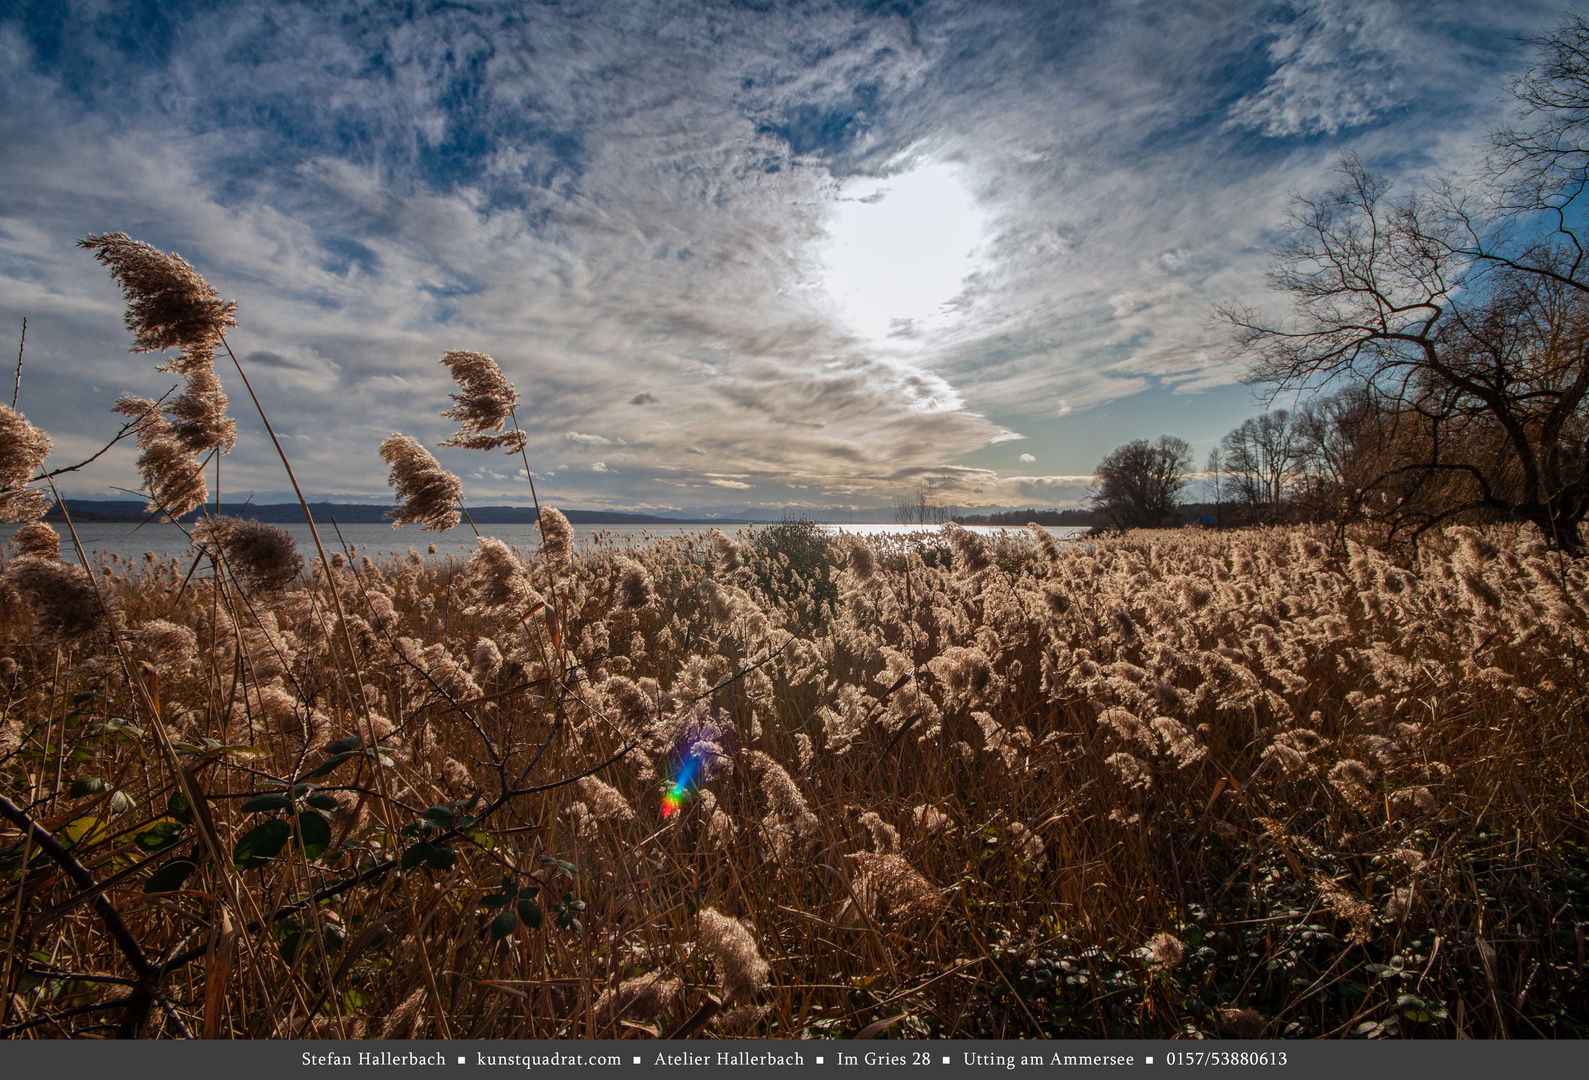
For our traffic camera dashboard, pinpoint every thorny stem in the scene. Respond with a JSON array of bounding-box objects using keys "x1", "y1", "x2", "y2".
[
  {"x1": 0, "y1": 792, "x2": 189, "y2": 1037},
  {"x1": 12, "y1": 316, "x2": 23, "y2": 410}
]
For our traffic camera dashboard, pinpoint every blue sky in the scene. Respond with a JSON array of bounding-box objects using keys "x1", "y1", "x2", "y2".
[{"x1": 0, "y1": 0, "x2": 1558, "y2": 512}]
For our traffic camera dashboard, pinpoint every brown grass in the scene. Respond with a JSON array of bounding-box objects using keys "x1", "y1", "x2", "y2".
[{"x1": 0, "y1": 519, "x2": 1585, "y2": 1039}]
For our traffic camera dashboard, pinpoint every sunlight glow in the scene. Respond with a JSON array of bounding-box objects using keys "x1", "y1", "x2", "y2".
[{"x1": 820, "y1": 160, "x2": 989, "y2": 345}]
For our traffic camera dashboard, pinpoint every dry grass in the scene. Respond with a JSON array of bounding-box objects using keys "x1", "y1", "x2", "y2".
[{"x1": 0, "y1": 518, "x2": 1585, "y2": 1039}]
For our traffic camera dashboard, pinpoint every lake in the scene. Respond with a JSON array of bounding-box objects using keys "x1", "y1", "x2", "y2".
[{"x1": 0, "y1": 519, "x2": 1090, "y2": 566}]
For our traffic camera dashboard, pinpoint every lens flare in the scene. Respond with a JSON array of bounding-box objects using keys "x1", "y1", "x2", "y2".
[{"x1": 661, "y1": 749, "x2": 704, "y2": 818}]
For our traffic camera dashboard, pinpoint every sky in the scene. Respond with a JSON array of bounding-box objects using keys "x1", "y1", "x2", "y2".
[{"x1": 0, "y1": 0, "x2": 1562, "y2": 514}]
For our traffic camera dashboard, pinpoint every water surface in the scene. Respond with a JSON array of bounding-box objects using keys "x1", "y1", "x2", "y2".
[{"x1": 1, "y1": 519, "x2": 1088, "y2": 567}]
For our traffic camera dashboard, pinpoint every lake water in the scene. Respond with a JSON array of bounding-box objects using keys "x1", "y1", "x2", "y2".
[{"x1": 1, "y1": 519, "x2": 1090, "y2": 567}]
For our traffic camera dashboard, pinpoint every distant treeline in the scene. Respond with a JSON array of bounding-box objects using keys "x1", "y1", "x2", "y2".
[
  {"x1": 45, "y1": 501, "x2": 748, "y2": 526},
  {"x1": 952, "y1": 507, "x2": 1094, "y2": 526}
]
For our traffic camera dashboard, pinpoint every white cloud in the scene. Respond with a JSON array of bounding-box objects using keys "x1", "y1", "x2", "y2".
[
  {"x1": 1226, "y1": 0, "x2": 1406, "y2": 137},
  {"x1": 1020, "y1": 453, "x2": 1035, "y2": 463},
  {"x1": 0, "y1": 0, "x2": 1554, "y2": 510}
]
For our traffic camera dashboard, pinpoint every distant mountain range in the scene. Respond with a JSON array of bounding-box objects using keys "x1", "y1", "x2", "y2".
[
  {"x1": 44, "y1": 499, "x2": 1098, "y2": 527},
  {"x1": 44, "y1": 500, "x2": 755, "y2": 526}
]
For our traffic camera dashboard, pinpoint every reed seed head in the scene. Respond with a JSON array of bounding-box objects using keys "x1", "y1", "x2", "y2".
[
  {"x1": 8, "y1": 521, "x2": 59, "y2": 559},
  {"x1": 695, "y1": 909, "x2": 770, "y2": 1002},
  {"x1": 1147, "y1": 931, "x2": 1187, "y2": 971},
  {"x1": 614, "y1": 555, "x2": 654, "y2": 608},
  {"x1": 0, "y1": 406, "x2": 52, "y2": 523},
  {"x1": 379, "y1": 434, "x2": 463, "y2": 531},
  {"x1": 193, "y1": 516, "x2": 304, "y2": 593},
  {"x1": 80, "y1": 232, "x2": 236, "y2": 354},
  {"x1": 166, "y1": 364, "x2": 236, "y2": 456},
  {"x1": 3, "y1": 556, "x2": 106, "y2": 637},
  {"x1": 437, "y1": 350, "x2": 527, "y2": 453},
  {"x1": 539, "y1": 507, "x2": 573, "y2": 569},
  {"x1": 593, "y1": 971, "x2": 682, "y2": 1028},
  {"x1": 112, "y1": 396, "x2": 210, "y2": 519}
]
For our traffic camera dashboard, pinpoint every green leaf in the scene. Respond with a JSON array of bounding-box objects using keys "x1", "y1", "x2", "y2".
[
  {"x1": 516, "y1": 899, "x2": 543, "y2": 930},
  {"x1": 324, "y1": 736, "x2": 363, "y2": 755},
  {"x1": 478, "y1": 893, "x2": 511, "y2": 910},
  {"x1": 305, "y1": 752, "x2": 355, "y2": 779},
  {"x1": 400, "y1": 842, "x2": 432, "y2": 871},
  {"x1": 490, "y1": 910, "x2": 518, "y2": 941},
  {"x1": 69, "y1": 777, "x2": 106, "y2": 798},
  {"x1": 166, "y1": 794, "x2": 194, "y2": 824},
  {"x1": 422, "y1": 805, "x2": 457, "y2": 826},
  {"x1": 517, "y1": 885, "x2": 539, "y2": 900},
  {"x1": 142, "y1": 857, "x2": 198, "y2": 894},
  {"x1": 425, "y1": 844, "x2": 457, "y2": 872},
  {"x1": 305, "y1": 792, "x2": 340, "y2": 813},
  {"x1": 295, "y1": 811, "x2": 333, "y2": 861},
  {"x1": 240, "y1": 793, "x2": 293, "y2": 813},
  {"x1": 341, "y1": 987, "x2": 374, "y2": 1012},
  {"x1": 538, "y1": 855, "x2": 577, "y2": 877},
  {"x1": 108, "y1": 790, "x2": 134, "y2": 815},
  {"x1": 1396, "y1": 993, "x2": 1448, "y2": 1023},
  {"x1": 132, "y1": 820, "x2": 185, "y2": 853},
  {"x1": 467, "y1": 829, "x2": 494, "y2": 851},
  {"x1": 58, "y1": 817, "x2": 107, "y2": 850},
  {"x1": 233, "y1": 819, "x2": 291, "y2": 869}
]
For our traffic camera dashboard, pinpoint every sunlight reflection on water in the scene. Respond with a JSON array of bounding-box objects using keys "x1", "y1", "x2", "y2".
[{"x1": 0, "y1": 520, "x2": 1089, "y2": 566}]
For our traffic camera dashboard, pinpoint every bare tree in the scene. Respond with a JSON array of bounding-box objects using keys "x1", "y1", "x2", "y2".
[
  {"x1": 1219, "y1": 410, "x2": 1302, "y2": 524},
  {"x1": 1089, "y1": 436, "x2": 1193, "y2": 531},
  {"x1": 893, "y1": 483, "x2": 949, "y2": 525},
  {"x1": 1203, "y1": 446, "x2": 1226, "y2": 526},
  {"x1": 1223, "y1": 149, "x2": 1589, "y2": 553}
]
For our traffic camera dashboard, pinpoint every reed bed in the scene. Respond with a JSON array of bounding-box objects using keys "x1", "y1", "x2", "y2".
[
  {"x1": 1, "y1": 519, "x2": 1585, "y2": 1039},
  {"x1": 1, "y1": 232, "x2": 1584, "y2": 1040}
]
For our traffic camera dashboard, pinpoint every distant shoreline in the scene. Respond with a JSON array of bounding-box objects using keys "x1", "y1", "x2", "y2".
[
  {"x1": 44, "y1": 499, "x2": 1097, "y2": 528},
  {"x1": 43, "y1": 500, "x2": 757, "y2": 527}
]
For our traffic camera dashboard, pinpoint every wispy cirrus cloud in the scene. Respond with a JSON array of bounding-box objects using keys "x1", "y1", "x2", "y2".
[{"x1": 0, "y1": 1, "x2": 1558, "y2": 512}]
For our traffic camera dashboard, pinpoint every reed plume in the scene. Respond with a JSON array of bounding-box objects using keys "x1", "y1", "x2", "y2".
[
  {"x1": 165, "y1": 365, "x2": 237, "y2": 457},
  {"x1": 193, "y1": 516, "x2": 304, "y2": 593},
  {"x1": 538, "y1": 507, "x2": 573, "y2": 569},
  {"x1": 379, "y1": 434, "x2": 463, "y2": 531},
  {"x1": 614, "y1": 555, "x2": 654, "y2": 608},
  {"x1": 7, "y1": 520, "x2": 59, "y2": 559},
  {"x1": 113, "y1": 396, "x2": 210, "y2": 519},
  {"x1": 592, "y1": 971, "x2": 681, "y2": 1028},
  {"x1": 695, "y1": 909, "x2": 770, "y2": 1003},
  {"x1": 79, "y1": 232, "x2": 236, "y2": 354},
  {"x1": 0, "y1": 405, "x2": 52, "y2": 522},
  {"x1": 3, "y1": 556, "x2": 106, "y2": 637},
  {"x1": 437, "y1": 350, "x2": 527, "y2": 453}
]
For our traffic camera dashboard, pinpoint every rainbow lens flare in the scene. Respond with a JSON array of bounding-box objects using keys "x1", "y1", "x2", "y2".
[
  {"x1": 660, "y1": 750, "x2": 704, "y2": 818},
  {"x1": 661, "y1": 786, "x2": 685, "y2": 817}
]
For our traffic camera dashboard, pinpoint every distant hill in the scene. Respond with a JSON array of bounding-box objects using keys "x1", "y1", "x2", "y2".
[{"x1": 45, "y1": 500, "x2": 753, "y2": 526}]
